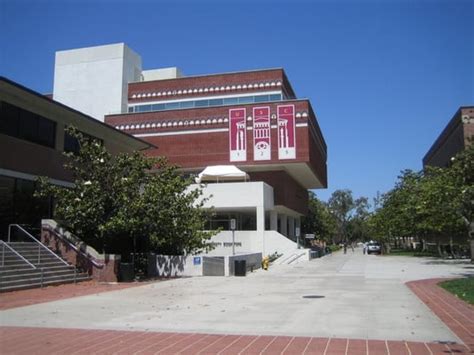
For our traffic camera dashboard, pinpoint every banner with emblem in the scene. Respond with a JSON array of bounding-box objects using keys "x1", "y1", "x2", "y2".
[
  {"x1": 253, "y1": 106, "x2": 271, "y2": 161},
  {"x1": 277, "y1": 104, "x2": 296, "y2": 159},
  {"x1": 229, "y1": 108, "x2": 247, "y2": 162}
]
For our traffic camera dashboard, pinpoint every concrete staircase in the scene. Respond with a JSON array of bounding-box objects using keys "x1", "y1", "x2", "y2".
[
  {"x1": 0, "y1": 241, "x2": 90, "y2": 292},
  {"x1": 274, "y1": 249, "x2": 309, "y2": 265}
]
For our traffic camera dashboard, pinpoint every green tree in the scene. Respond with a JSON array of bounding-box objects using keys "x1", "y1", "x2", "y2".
[
  {"x1": 302, "y1": 192, "x2": 337, "y2": 243},
  {"x1": 347, "y1": 197, "x2": 371, "y2": 242},
  {"x1": 37, "y1": 128, "x2": 215, "y2": 256},
  {"x1": 327, "y1": 189, "x2": 355, "y2": 243}
]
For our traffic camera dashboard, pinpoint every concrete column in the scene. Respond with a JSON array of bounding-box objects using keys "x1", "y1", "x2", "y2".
[
  {"x1": 280, "y1": 214, "x2": 288, "y2": 236},
  {"x1": 288, "y1": 217, "x2": 295, "y2": 238},
  {"x1": 256, "y1": 206, "x2": 265, "y2": 232},
  {"x1": 295, "y1": 217, "x2": 301, "y2": 235},
  {"x1": 270, "y1": 211, "x2": 278, "y2": 231}
]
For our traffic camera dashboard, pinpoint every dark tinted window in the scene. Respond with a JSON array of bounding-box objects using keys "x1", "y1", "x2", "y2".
[
  {"x1": 209, "y1": 99, "x2": 223, "y2": 106},
  {"x1": 165, "y1": 102, "x2": 180, "y2": 110},
  {"x1": 254, "y1": 95, "x2": 269, "y2": 103},
  {"x1": 151, "y1": 103, "x2": 165, "y2": 111},
  {"x1": 180, "y1": 101, "x2": 194, "y2": 109},
  {"x1": 0, "y1": 101, "x2": 56, "y2": 148},
  {"x1": 64, "y1": 129, "x2": 103, "y2": 154},
  {"x1": 238, "y1": 96, "x2": 253, "y2": 104}
]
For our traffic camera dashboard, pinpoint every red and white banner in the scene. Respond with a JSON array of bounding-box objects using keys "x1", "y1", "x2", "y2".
[
  {"x1": 277, "y1": 105, "x2": 296, "y2": 159},
  {"x1": 253, "y1": 107, "x2": 271, "y2": 161},
  {"x1": 229, "y1": 108, "x2": 247, "y2": 162}
]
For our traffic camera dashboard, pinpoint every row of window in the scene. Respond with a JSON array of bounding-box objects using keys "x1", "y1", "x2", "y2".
[
  {"x1": 0, "y1": 101, "x2": 56, "y2": 148},
  {"x1": 0, "y1": 101, "x2": 101, "y2": 153},
  {"x1": 128, "y1": 94, "x2": 283, "y2": 114}
]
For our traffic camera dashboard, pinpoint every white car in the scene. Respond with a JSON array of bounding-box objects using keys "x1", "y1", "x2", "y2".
[{"x1": 367, "y1": 241, "x2": 381, "y2": 255}]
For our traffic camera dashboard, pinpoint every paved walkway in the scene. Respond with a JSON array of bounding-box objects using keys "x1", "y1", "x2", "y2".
[
  {"x1": 1, "y1": 251, "x2": 473, "y2": 353},
  {"x1": 407, "y1": 278, "x2": 474, "y2": 352},
  {"x1": 0, "y1": 326, "x2": 470, "y2": 354},
  {"x1": 0, "y1": 280, "x2": 150, "y2": 311}
]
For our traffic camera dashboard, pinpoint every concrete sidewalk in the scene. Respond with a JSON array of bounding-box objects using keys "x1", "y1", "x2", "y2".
[{"x1": 1, "y1": 249, "x2": 471, "y2": 344}]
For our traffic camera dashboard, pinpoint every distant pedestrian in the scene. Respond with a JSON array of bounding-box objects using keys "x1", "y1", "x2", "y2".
[
  {"x1": 343, "y1": 243, "x2": 347, "y2": 254},
  {"x1": 363, "y1": 242, "x2": 367, "y2": 255},
  {"x1": 351, "y1": 243, "x2": 354, "y2": 252}
]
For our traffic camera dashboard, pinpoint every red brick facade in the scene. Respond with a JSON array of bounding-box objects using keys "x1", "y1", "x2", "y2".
[
  {"x1": 106, "y1": 99, "x2": 327, "y2": 189},
  {"x1": 105, "y1": 68, "x2": 327, "y2": 218},
  {"x1": 423, "y1": 106, "x2": 474, "y2": 168},
  {"x1": 128, "y1": 68, "x2": 296, "y2": 103}
]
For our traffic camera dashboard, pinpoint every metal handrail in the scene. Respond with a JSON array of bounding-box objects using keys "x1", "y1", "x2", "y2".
[
  {"x1": 42, "y1": 225, "x2": 104, "y2": 268},
  {"x1": 8, "y1": 224, "x2": 70, "y2": 267},
  {"x1": 0, "y1": 240, "x2": 37, "y2": 269}
]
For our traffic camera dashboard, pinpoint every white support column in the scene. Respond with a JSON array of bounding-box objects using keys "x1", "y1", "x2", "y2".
[
  {"x1": 270, "y1": 211, "x2": 278, "y2": 231},
  {"x1": 280, "y1": 214, "x2": 288, "y2": 237},
  {"x1": 295, "y1": 216, "x2": 301, "y2": 235},
  {"x1": 288, "y1": 217, "x2": 295, "y2": 238},
  {"x1": 256, "y1": 206, "x2": 265, "y2": 232}
]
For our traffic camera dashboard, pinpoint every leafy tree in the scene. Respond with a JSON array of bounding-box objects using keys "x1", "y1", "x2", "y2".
[
  {"x1": 370, "y1": 142, "x2": 473, "y2": 258},
  {"x1": 36, "y1": 128, "x2": 215, "y2": 256},
  {"x1": 302, "y1": 192, "x2": 337, "y2": 243},
  {"x1": 327, "y1": 189, "x2": 355, "y2": 243},
  {"x1": 347, "y1": 197, "x2": 371, "y2": 242}
]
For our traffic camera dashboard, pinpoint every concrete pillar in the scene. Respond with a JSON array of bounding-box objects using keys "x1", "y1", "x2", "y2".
[
  {"x1": 280, "y1": 214, "x2": 288, "y2": 236},
  {"x1": 295, "y1": 217, "x2": 301, "y2": 236},
  {"x1": 256, "y1": 206, "x2": 265, "y2": 232},
  {"x1": 288, "y1": 217, "x2": 295, "y2": 238},
  {"x1": 270, "y1": 211, "x2": 278, "y2": 231}
]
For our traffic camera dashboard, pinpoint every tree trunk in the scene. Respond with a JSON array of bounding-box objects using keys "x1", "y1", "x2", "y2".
[{"x1": 470, "y1": 239, "x2": 474, "y2": 264}]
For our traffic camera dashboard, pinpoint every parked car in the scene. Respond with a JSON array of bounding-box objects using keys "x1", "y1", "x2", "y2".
[{"x1": 367, "y1": 241, "x2": 382, "y2": 255}]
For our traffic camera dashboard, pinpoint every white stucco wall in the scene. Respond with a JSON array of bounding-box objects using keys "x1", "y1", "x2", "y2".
[
  {"x1": 190, "y1": 182, "x2": 274, "y2": 211},
  {"x1": 53, "y1": 43, "x2": 142, "y2": 121},
  {"x1": 204, "y1": 230, "x2": 297, "y2": 257}
]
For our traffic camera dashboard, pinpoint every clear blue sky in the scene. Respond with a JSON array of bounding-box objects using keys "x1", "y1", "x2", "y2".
[{"x1": 1, "y1": 0, "x2": 472, "y2": 203}]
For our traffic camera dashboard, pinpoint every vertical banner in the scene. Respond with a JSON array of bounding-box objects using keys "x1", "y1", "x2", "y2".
[
  {"x1": 277, "y1": 104, "x2": 296, "y2": 159},
  {"x1": 229, "y1": 108, "x2": 247, "y2": 162},
  {"x1": 253, "y1": 107, "x2": 271, "y2": 161}
]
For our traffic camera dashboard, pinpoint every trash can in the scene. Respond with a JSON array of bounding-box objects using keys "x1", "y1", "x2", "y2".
[
  {"x1": 234, "y1": 260, "x2": 246, "y2": 276},
  {"x1": 119, "y1": 263, "x2": 135, "y2": 282}
]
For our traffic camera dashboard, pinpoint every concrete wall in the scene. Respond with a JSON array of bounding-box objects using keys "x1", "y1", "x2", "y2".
[
  {"x1": 147, "y1": 253, "x2": 261, "y2": 277},
  {"x1": 142, "y1": 67, "x2": 184, "y2": 81},
  {"x1": 227, "y1": 253, "x2": 262, "y2": 276},
  {"x1": 53, "y1": 43, "x2": 142, "y2": 121},
  {"x1": 41, "y1": 220, "x2": 120, "y2": 282},
  {"x1": 147, "y1": 254, "x2": 203, "y2": 277},
  {"x1": 204, "y1": 230, "x2": 297, "y2": 257}
]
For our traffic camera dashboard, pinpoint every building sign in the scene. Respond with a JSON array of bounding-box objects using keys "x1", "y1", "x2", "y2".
[
  {"x1": 193, "y1": 256, "x2": 201, "y2": 265},
  {"x1": 253, "y1": 107, "x2": 271, "y2": 161},
  {"x1": 277, "y1": 105, "x2": 296, "y2": 159},
  {"x1": 229, "y1": 108, "x2": 247, "y2": 162}
]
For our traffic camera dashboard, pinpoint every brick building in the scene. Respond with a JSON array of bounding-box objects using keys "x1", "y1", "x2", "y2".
[
  {"x1": 423, "y1": 106, "x2": 474, "y2": 168},
  {"x1": 53, "y1": 43, "x2": 328, "y2": 257}
]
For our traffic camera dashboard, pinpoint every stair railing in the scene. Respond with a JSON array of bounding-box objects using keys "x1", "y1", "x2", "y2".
[
  {"x1": 0, "y1": 240, "x2": 37, "y2": 269},
  {"x1": 8, "y1": 224, "x2": 71, "y2": 268}
]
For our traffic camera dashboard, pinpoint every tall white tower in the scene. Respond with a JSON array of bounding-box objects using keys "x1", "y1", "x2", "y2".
[{"x1": 53, "y1": 43, "x2": 142, "y2": 121}]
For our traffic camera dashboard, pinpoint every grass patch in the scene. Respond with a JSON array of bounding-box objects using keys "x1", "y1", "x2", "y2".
[
  {"x1": 439, "y1": 277, "x2": 474, "y2": 305},
  {"x1": 387, "y1": 249, "x2": 438, "y2": 257}
]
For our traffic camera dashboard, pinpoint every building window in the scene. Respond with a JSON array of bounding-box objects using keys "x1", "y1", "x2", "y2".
[
  {"x1": 127, "y1": 94, "x2": 283, "y2": 114},
  {"x1": 0, "y1": 101, "x2": 56, "y2": 149},
  {"x1": 0, "y1": 175, "x2": 52, "y2": 237},
  {"x1": 64, "y1": 129, "x2": 103, "y2": 154}
]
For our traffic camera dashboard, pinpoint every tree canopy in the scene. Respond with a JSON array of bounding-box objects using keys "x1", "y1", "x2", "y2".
[{"x1": 36, "y1": 128, "x2": 215, "y2": 256}]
